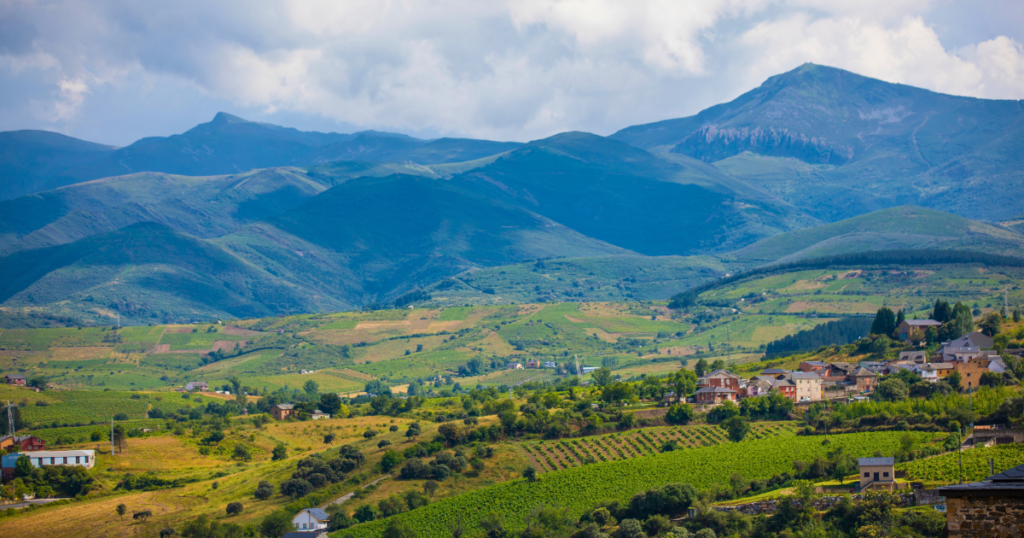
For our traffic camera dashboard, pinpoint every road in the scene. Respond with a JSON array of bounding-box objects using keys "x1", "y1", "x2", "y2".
[
  {"x1": 322, "y1": 474, "x2": 392, "y2": 507},
  {"x1": 1, "y1": 498, "x2": 63, "y2": 510}
]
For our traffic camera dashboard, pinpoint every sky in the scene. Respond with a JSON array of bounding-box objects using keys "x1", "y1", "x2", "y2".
[{"x1": 1, "y1": 0, "x2": 1023, "y2": 146}]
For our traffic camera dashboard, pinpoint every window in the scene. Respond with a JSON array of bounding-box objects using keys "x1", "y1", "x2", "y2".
[
  {"x1": 883, "y1": 472, "x2": 889, "y2": 477},
  {"x1": 864, "y1": 472, "x2": 870, "y2": 477}
]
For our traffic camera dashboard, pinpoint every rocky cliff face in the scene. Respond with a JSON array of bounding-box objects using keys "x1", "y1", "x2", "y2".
[{"x1": 673, "y1": 125, "x2": 854, "y2": 165}]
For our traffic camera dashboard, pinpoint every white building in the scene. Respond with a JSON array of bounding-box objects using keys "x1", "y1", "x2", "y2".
[
  {"x1": 24, "y1": 450, "x2": 96, "y2": 470},
  {"x1": 310, "y1": 410, "x2": 330, "y2": 420},
  {"x1": 508, "y1": 363, "x2": 523, "y2": 370},
  {"x1": 543, "y1": 361, "x2": 557, "y2": 369},
  {"x1": 788, "y1": 372, "x2": 823, "y2": 401},
  {"x1": 185, "y1": 381, "x2": 208, "y2": 391},
  {"x1": 292, "y1": 508, "x2": 330, "y2": 532}
]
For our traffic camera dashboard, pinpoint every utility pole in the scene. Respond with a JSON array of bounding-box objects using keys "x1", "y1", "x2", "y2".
[
  {"x1": 110, "y1": 417, "x2": 115, "y2": 456},
  {"x1": 5, "y1": 400, "x2": 14, "y2": 438},
  {"x1": 1005, "y1": 288, "x2": 1010, "y2": 317},
  {"x1": 727, "y1": 326, "x2": 731, "y2": 364},
  {"x1": 573, "y1": 355, "x2": 583, "y2": 386}
]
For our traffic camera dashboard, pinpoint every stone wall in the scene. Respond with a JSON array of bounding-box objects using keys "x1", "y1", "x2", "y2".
[{"x1": 946, "y1": 495, "x2": 1024, "y2": 537}]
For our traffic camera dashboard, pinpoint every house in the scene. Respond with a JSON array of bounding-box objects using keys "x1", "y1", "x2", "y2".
[
  {"x1": 799, "y1": 361, "x2": 828, "y2": 373},
  {"x1": 697, "y1": 369, "x2": 741, "y2": 391},
  {"x1": 742, "y1": 378, "x2": 773, "y2": 398},
  {"x1": 299, "y1": 370, "x2": 316, "y2": 374},
  {"x1": 283, "y1": 532, "x2": 328, "y2": 538},
  {"x1": 661, "y1": 391, "x2": 679, "y2": 405},
  {"x1": 0, "y1": 435, "x2": 45, "y2": 453},
  {"x1": 938, "y1": 462, "x2": 1024, "y2": 537},
  {"x1": 4, "y1": 374, "x2": 26, "y2": 386},
  {"x1": 507, "y1": 363, "x2": 523, "y2": 370},
  {"x1": 271, "y1": 404, "x2": 296, "y2": 421},
  {"x1": 954, "y1": 358, "x2": 991, "y2": 392},
  {"x1": 292, "y1": 508, "x2": 330, "y2": 532},
  {"x1": 19, "y1": 450, "x2": 96, "y2": 470},
  {"x1": 896, "y1": 319, "x2": 941, "y2": 342},
  {"x1": 581, "y1": 367, "x2": 599, "y2": 374},
  {"x1": 850, "y1": 368, "x2": 878, "y2": 392},
  {"x1": 310, "y1": 410, "x2": 330, "y2": 420},
  {"x1": 822, "y1": 362, "x2": 856, "y2": 381},
  {"x1": 939, "y1": 332, "x2": 995, "y2": 363},
  {"x1": 898, "y1": 351, "x2": 927, "y2": 364},
  {"x1": 770, "y1": 378, "x2": 797, "y2": 401},
  {"x1": 185, "y1": 381, "x2": 208, "y2": 391},
  {"x1": 788, "y1": 372, "x2": 823, "y2": 401},
  {"x1": 885, "y1": 361, "x2": 916, "y2": 375},
  {"x1": 694, "y1": 386, "x2": 737, "y2": 404},
  {"x1": 760, "y1": 368, "x2": 788, "y2": 376},
  {"x1": 988, "y1": 357, "x2": 1007, "y2": 374},
  {"x1": 858, "y1": 457, "x2": 895, "y2": 491},
  {"x1": 543, "y1": 361, "x2": 557, "y2": 369},
  {"x1": 858, "y1": 361, "x2": 887, "y2": 375},
  {"x1": 525, "y1": 360, "x2": 540, "y2": 369},
  {"x1": 1, "y1": 453, "x2": 20, "y2": 481},
  {"x1": 915, "y1": 362, "x2": 955, "y2": 382}
]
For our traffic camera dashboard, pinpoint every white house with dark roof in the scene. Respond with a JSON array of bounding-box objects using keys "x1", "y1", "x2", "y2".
[{"x1": 292, "y1": 508, "x2": 330, "y2": 532}]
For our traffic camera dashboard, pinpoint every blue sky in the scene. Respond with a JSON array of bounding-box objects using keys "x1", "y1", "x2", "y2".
[{"x1": 1, "y1": 0, "x2": 1022, "y2": 146}]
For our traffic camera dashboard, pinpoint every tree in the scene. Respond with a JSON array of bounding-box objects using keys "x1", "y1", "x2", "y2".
[
  {"x1": 324, "y1": 433, "x2": 336, "y2": 444},
  {"x1": 616, "y1": 518, "x2": 647, "y2": 538},
  {"x1": 133, "y1": 510, "x2": 153, "y2": 522},
  {"x1": 874, "y1": 378, "x2": 908, "y2": 402},
  {"x1": 280, "y1": 478, "x2": 312, "y2": 498},
  {"x1": 113, "y1": 424, "x2": 128, "y2": 452},
  {"x1": 354, "y1": 504, "x2": 378, "y2": 522},
  {"x1": 383, "y1": 517, "x2": 419, "y2": 538},
  {"x1": 665, "y1": 403, "x2": 695, "y2": 425},
  {"x1": 381, "y1": 450, "x2": 404, "y2": 472},
  {"x1": 272, "y1": 443, "x2": 287, "y2": 461},
  {"x1": 423, "y1": 480, "x2": 439, "y2": 497},
  {"x1": 254, "y1": 480, "x2": 274, "y2": 500},
  {"x1": 979, "y1": 312, "x2": 1002, "y2": 337},
  {"x1": 259, "y1": 510, "x2": 292, "y2": 538},
  {"x1": 709, "y1": 359, "x2": 725, "y2": 372},
  {"x1": 871, "y1": 307, "x2": 896, "y2": 336},
  {"x1": 230, "y1": 376, "x2": 246, "y2": 407},
  {"x1": 303, "y1": 379, "x2": 320, "y2": 397},
  {"x1": 159, "y1": 528, "x2": 176, "y2": 538},
  {"x1": 979, "y1": 371, "x2": 1004, "y2": 388},
  {"x1": 523, "y1": 465, "x2": 538, "y2": 482},
  {"x1": 932, "y1": 299, "x2": 952, "y2": 323},
  {"x1": 947, "y1": 371, "x2": 963, "y2": 392},
  {"x1": 319, "y1": 393, "x2": 342, "y2": 416},
  {"x1": 406, "y1": 422, "x2": 422, "y2": 439},
  {"x1": 694, "y1": 358, "x2": 709, "y2": 377},
  {"x1": 720, "y1": 416, "x2": 750, "y2": 442},
  {"x1": 364, "y1": 429, "x2": 379, "y2": 439},
  {"x1": 1014, "y1": 309, "x2": 1021, "y2": 323},
  {"x1": 895, "y1": 309, "x2": 905, "y2": 328},
  {"x1": 232, "y1": 444, "x2": 252, "y2": 461},
  {"x1": 592, "y1": 367, "x2": 613, "y2": 387},
  {"x1": 116, "y1": 503, "x2": 128, "y2": 520},
  {"x1": 14, "y1": 455, "x2": 33, "y2": 479},
  {"x1": 226, "y1": 502, "x2": 243, "y2": 516}
]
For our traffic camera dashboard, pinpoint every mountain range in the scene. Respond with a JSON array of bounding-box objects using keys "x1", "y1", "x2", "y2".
[{"x1": 2, "y1": 63, "x2": 1023, "y2": 324}]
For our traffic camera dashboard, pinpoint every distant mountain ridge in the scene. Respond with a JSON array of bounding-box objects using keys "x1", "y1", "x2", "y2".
[{"x1": 0, "y1": 112, "x2": 523, "y2": 200}]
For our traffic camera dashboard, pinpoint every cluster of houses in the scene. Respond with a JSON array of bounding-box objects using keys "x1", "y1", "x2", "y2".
[
  {"x1": 4, "y1": 374, "x2": 26, "y2": 386},
  {"x1": 0, "y1": 435, "x2": 96, "y2": 484},
  {"x1": 270, "y1": 404, "x2": 330, "y2": 421},
  {"x1": 663, "y1": 331, "x2": 1010, "y2": 407},
  {"x1": 507, "y1": 360, "x2": 560, "y2": 370}
]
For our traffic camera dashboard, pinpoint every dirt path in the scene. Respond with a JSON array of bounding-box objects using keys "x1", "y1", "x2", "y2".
[{"x1": 322, "y1": 474, "x2": 392, "y2": 507}]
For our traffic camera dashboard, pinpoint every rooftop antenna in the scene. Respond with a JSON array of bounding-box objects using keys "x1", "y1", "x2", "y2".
[{"x1": 573, "y1": 354, "x2": 583, "y2": 386}]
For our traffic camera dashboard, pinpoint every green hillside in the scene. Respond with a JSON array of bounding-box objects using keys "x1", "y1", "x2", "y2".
[
  {"x1": 729, "y1": 206, "x2": 1024, "y2": 264},
  {"x1": 612, "y1": 63, "x2": 1024, "y2": 222},
  {"x1": 0, "y1": 130, "x2": 115, "y2": 200}
]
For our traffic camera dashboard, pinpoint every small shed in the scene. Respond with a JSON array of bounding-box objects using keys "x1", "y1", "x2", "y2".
[{"x1": 858, "y1": 457, "x2": 895, "y2": 490}]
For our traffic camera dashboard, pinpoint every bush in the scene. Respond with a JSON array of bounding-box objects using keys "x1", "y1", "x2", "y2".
[
  {"x1": 226, "y1": 502, "x2": 243, "y2": 516},
  {"x1": 254, "y1": 481, "x2": 274, "y2": 500},
  {"x1": 665, "y1": 404, "x2": 695, "y2": 425}
]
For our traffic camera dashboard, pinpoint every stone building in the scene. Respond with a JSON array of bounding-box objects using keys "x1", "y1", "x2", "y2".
[{"x1": 938, "y1": 463, "x2": 1024, "y2": 537}]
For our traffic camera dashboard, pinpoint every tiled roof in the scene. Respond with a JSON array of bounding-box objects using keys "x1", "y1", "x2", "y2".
[
  {"x1": 275, "y1": 403, "x2": 295, "y2": 410},
  {"x1": 852, "y1": 367, "x2": 877, "y2": 376},
  {"x1": 939, "y1": 463, "x2": 1024, "y2": 495},
  {"x1": 859, "y1": 457, "x2": 894, "y2": 466},
  {"x1": 903, "y1": 319, "x2": 942, "y2": 326},
  {"x1": 694, "y1": 386, "x2": 736, "y2": 394},
  {"x1": 306, "y1": 508, "x2": 330, "y2": 520}
]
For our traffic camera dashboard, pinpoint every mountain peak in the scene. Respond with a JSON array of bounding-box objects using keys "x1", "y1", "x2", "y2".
[{"x1": 211, "y1": 112, "x2": 249, "y2": 125}]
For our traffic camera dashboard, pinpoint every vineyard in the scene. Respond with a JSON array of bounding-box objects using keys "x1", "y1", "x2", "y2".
[
  {"x1": 15, "y1": 390, "x2": 220, "y2": 426},
  {"x1": 898, "y1": 443, "x2": 1024, "y2": 484},
  {"x1": 347, "y1": 431, "x2": 938, "y2": 538},
  {"x1": 522, "y1": 423, "x2": 796, "y2": 471}
]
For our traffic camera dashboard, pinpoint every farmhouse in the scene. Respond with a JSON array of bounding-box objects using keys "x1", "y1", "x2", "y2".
[
  {"x1": 821, "y1": 362, "x2": 856, "y2": 381},
  {"x1": 939, "y1": 463, "x2": 1024, "y2": 537},
  {"x1": 858, "y1": 361, "x2": 886, "y2": 375},
  {"x1": 4, "y1": 374, "x2": 26, "y2": 386},
  {"x1": 185, "y1": 381, "x2": 208, "y2": 391},
  {"x1": 507, "y1": 363, "x2": 523, "y2": 370},
  {"x1": 694, "y1": 386, "x2": 737, "y2": 404},
  {"x1": 742, "y1": 378, "x2": 772, "y2": 399},
  {"x1": 858, "y1": 457, "x2": 895, "y2": 491},
  {"x1": 310, "y1": 410, "x2": 330, "y2": 420},
  {"x1": 292, "y1": 507, "x2": 330, "y2": 532},
  {"x1": 272, "y1": 403, "x2": 296, "y2": 421},
  {"x1": 543, "y1": 361, "x2": 557, "y2": 369},
  {"x1": 20, "y1": 450, "x2": 96, "y2": 470},
  {"x1": 896, "y1": 319, "x2": 941, "y2": 342},
  {"x1": 0, "y1": 435, "x2": 45, "y2": 453},
  {"x1": 770, "y1": 378, "x2": 797, "y2": 401},
  {"x1": 525, "y1": 360, "x2": 540, "y2": 369}
]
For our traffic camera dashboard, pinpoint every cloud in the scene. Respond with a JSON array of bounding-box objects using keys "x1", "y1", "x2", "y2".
[{"x1": 0, "y1": 0, "x2": 1021, "y2": 144}]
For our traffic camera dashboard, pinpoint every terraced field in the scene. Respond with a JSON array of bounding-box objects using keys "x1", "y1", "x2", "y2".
[{"x1": 522, "y1": 423, "x2": 796, "y2": 472}]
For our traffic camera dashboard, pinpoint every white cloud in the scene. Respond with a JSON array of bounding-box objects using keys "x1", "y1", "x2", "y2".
[{"x1": 0, "y1": 0, "x2": 1021, "y2": 143}]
